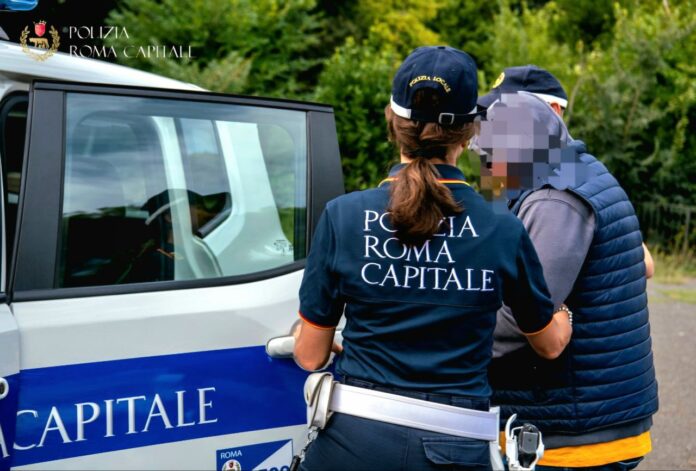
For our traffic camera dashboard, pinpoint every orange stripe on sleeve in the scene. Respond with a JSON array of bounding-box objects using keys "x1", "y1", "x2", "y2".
[{"x1": 298, "y1": 311, "x2": 336, "y2": 331}]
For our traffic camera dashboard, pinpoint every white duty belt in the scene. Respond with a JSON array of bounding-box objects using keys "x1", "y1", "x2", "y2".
[{"x1": 304, "y1": 372, "x2": 499, "y2": 441}]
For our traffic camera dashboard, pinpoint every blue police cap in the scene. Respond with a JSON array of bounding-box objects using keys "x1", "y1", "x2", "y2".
[
  {"x1": 390, "y1": 46, "x2": 485, "y2": 125},
  {"x1": 478, "y1": 65, "x2": 568, "y2": 108}
]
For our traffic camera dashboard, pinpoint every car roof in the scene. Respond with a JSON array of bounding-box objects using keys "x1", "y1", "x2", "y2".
[{"x1": 0, "y1": 40, "x2": 204, "y2": 91}]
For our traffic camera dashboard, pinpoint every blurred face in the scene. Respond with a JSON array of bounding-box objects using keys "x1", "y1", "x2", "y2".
[{"x1": 471, "y1": 93, "x2": 584, "y2": 202}]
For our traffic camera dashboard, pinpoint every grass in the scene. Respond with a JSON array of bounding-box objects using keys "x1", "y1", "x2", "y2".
[
  {"x1": 651, "y1": 247, "x2": 696, "y2": 285},
  {"x1": 658, "y1": 288, "x2": 696, "y2": 305}
]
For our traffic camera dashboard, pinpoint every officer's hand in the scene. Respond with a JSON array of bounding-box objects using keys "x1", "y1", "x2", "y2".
[{"x1": 293, "y1": 321, "x2": 343, "y2": 355}]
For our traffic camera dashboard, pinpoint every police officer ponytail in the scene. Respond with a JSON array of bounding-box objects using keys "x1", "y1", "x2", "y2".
[{"x1": 385, "y1": 88, "x2": 475, "y2": 246}]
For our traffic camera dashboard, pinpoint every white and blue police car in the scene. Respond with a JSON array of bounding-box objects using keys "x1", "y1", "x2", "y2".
[{"x1": 0, "y1": 39, "x2": 344, "y2": 470}]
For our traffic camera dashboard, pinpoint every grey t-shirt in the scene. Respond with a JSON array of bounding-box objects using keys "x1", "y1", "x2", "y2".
[{"x1": 493, "y1": 188, "x2": 595, "y2": 358}]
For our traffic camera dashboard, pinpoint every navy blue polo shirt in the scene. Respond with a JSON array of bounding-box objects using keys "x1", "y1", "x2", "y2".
[{"x1": 299, "y1": 164, "x2": 554, "y2": 397}]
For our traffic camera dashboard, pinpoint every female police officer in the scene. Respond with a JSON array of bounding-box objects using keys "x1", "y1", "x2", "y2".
[{"x1": 293, "y1": 46, "x2": 572, "y2": 470}]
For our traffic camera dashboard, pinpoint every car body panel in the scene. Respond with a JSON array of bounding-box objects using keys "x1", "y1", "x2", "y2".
[
  {"x1": 0, "y1": 41, "x2": 203, "y2": 94},
  {"x1": 0, "y1": 306, "x2": 20, "y2": 465},
  {"x1": 0, "y1": 49, "x2": 344, "y2": 469}
]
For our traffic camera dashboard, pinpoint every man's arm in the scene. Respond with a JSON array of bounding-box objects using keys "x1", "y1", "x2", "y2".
[
  {"x1": 519, "y1": 189, "x2": 595, "y2": 307},
  {"x1": 294, "y1": 321, "x2": 342, "y2": 371},
  {"x1": 294, "y1": 208, "x2": 345, "y2": 370},
  {"x1": 501, "y1": 222, "x2": 572, "y2": 360},
  {"x1": 643, "y1": 243, "x2": 654, "y2": 279},
  {"x1": 495, "y1": 189, "x2": 594, "y2": 358}
]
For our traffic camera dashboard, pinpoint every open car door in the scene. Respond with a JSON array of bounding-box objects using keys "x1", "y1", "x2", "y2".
[{"x1": 5, "y1": 81, "x2": 343, "y2": 469}]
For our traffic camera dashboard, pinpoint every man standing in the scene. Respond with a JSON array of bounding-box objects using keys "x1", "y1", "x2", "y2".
[
  {"x1": 479, "y1": 66, "x2": 654, "y2": 277},
  {"x1": 476, "y1": 67, "x2": 658, "y2": 471}
]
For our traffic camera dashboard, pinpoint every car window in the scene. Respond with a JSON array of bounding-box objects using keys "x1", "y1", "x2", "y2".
[
  {"x1": 57, "y1": 93, "x2": 307, "y2": 288},
  {"x1": 0, "y1": 94, "x2": 28, "y2": 259}
]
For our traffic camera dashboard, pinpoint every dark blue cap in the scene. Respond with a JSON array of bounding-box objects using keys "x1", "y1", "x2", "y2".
[
  {"x1": 478, "y1": 65, "x2": 568, "y2": 108},
  {"x1": 390, "y1": 46, "x2": 485, "y2": 125}
]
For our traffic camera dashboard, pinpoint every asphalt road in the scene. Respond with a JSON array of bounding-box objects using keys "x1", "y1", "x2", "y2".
[{"x1": 638, "y1": 280, "x2": 696, "y2": 470}]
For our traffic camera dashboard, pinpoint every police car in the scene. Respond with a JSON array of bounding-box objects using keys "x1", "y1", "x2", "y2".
[{"x1": 0, "y1": 39, "x2": 344, "y2": 469}]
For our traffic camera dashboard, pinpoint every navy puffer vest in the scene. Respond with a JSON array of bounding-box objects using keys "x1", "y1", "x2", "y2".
[{"x1": 489, "y1": 143, "x2": 658, "y2": 434}]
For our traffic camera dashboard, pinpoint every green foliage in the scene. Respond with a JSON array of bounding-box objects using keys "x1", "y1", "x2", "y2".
[
  {"x1": 314, "y1": 38, "x2": 399, "y2": 190},
  {"x1": 571, "y1": 1, "x2": 696, "y2": 205},
  {"x1": 355, "y1": 0, "x2": 442, "y2": 53},
  {"x1": 314, "y1": 0, "x2": 444, "y2": 190},
  {"x1": 105, "y1": 0, "x2": 324, "y2": 97},
  {"x1": 478, "y1": 0, "x2": 696, "y2": 207},
  {"x1": 434, "y1": 0, "x2": 500, "y2": 67},
  {"x1": 547, "y1": 0, "x2": 616, "y2": 47},
  {"x1": 481, "y1": 0, "x2": 578, "y2": 91},
  {"x1": 105, "y1": 0, "x2": 696, "y2": 208}
]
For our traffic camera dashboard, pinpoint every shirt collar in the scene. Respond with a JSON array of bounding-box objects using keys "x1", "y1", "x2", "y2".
[{"x1": 382, "y1": 163, "x2": 469, "y2": 187}]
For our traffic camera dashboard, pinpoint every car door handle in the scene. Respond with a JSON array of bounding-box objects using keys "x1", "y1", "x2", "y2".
[
  {"x1": 266, "y1": 329, "x2": 343, "y2": 358},
  {"x1": 0, "y1": 377, "x2": 9, "y2": 400}
]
